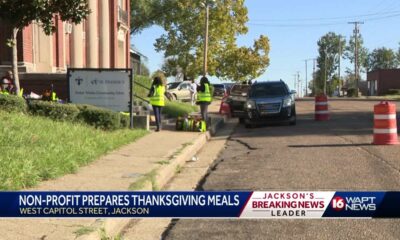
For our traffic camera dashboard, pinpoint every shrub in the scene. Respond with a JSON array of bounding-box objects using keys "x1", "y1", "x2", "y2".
[
  {"x1": 28, "y1": 100, "x2": 79, "y2": 121},
  {"x1": 77, "y1": 105, "x2": 121, "y2": 130},
  {"x1": 120, "y1": 112, "x2": 130, "y2": 128},
  {"x1": 386, "y1": 89, "x2": 400, "y2": 95},
  {"x1": 347, "y1": 88, "x2": 358, "y2": 97},
  {"x1": 0, "y1": 94, "x2": 27, "y2": 113},
  {"x1": 134, "y1": 75, "x2": 152, "y2": 100},
  {"x1": 163, "y1": 101, "x2": 199, "y2": 118}
]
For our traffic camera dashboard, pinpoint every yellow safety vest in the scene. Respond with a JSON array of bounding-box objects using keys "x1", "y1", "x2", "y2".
[
  {"x1": 0, "y1": 90, "x2": 9, "y2": 95},
  {"x1": 150, "y1": 85, "x2": 165, "y2": 107},
  {"x1": 18, "y1": 88, "x2": 24, "y2": 97},
  {"x1": 51, "y1": 92, "x2": 58, "y2": 101},
  {"x1": 197, "y1": 83, "x2": 212, "y2": 103}
]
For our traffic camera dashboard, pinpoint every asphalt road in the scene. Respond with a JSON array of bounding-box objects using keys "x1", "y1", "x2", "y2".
[{"x1": 162, "y1": 99, "x2": 400, "y2": 240}]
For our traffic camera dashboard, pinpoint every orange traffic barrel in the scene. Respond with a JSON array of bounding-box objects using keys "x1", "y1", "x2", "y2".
[
  {"x1": 373, "y1": 101, "x2": 399, "y2": 145},
  {"x1": 315, "y1": 95, "x2": 329, "y2": 121},
  {"x1": 219, "y1": 96, "x2": 231, "y2": 117}
]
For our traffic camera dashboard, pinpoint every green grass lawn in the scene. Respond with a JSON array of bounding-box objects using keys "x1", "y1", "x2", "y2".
[{"x1": 0, "y1": 111, "x2": 147, "y2": 190}]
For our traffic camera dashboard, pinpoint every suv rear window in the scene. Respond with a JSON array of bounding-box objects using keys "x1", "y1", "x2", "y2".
[
  {"x1": 249, "y1": 83, "x2": 288, "y2": 98},
  {"x1": 213, "y1": 84, "x2": 225, "y2": 89},
  {"x1": 230, "y1": 85, "x2": 250, "y2": 95}
]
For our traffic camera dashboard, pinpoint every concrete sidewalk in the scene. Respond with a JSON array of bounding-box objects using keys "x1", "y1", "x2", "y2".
[{"x1": 0, "y1": 101, "x2": 225, "y2": 240}]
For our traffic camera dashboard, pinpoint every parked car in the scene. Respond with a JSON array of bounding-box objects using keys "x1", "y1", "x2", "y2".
[
  {"x1": 212, "y1": 84, "x2": 227, "y2": 97},
  {"x1": 244, "y1": 80, "x2": 296, "y2": 128},
  {"x1": 223, "y1": 83, "x2": 235, "y2": 95},
  {"x1": 226, "y1": 84, "x2": 251, "y2": 123},
  {"x1": 167, "y1": 81, "x2": 192, "y2": 101}
]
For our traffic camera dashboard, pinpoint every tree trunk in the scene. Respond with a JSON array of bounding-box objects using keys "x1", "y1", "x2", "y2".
[{"x1": 11, "y1": 28, "x2": 21, "y2": 96}]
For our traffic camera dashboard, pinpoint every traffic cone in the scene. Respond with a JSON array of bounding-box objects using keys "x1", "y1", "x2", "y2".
[
  {"x1": 372, "y1": 101, "x2": 399, "y2": 145},
  {"x1": 315, "y1": 95, "x2": 329, "y2": 121}
]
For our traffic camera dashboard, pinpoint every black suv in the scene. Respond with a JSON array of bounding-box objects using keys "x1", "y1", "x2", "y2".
[{"x1": 244, "y1": 81, "x2": 296, "y2": 128}]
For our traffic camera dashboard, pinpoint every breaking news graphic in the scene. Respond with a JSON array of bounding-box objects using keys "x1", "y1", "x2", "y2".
[{"x1": 1, "y1": 191, "x2": 400, "y2": 219}]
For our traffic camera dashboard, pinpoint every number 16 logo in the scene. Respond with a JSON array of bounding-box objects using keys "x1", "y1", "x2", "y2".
[{"x1": 331, "y1": 197, "x2": 345, "y2": 211}]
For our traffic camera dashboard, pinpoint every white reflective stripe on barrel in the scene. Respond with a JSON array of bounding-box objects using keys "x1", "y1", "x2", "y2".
[
  {"x1": 315, "y1": 102, "x2": 328, "y2": 106},
  {"x1": 315, "y1": 111, "x2": 329, "y2": 114},
  {"x1": 374, "y1": 128, "x2": 398, "y2": 134},
  {"x1": 374, "y1": 114, "x2": 396, "y2": 120}
]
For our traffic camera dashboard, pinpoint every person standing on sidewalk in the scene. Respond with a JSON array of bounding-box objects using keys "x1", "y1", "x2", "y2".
[
  {"x1": 148, "y1": 76, "x2": 165, "y2": 132},
  {"x1": 196, "y1": 76, "x2": 212, "y2": 122},
  {"x1": 0, "y1": 71, "x2": 16, "y2": 95},
  {"x1": 189, "y1": 79, "x2": 197, "y2": 106}
]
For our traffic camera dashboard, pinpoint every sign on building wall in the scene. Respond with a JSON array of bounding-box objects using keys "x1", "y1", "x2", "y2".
[{"x1": 68, "y1": 68, "x2": 133, "y2": 112}]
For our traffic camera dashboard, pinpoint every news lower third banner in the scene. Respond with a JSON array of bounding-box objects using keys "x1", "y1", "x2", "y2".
[{"x1": 0, "y1": 191, "x2": 400, "y2": 218}]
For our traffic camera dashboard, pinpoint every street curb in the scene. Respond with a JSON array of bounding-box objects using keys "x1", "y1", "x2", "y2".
[{"x1": 77, "y1": 116, "x2": 225, "y2": 240}]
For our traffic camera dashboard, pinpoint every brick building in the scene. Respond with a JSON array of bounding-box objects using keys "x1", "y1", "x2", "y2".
[
  {"x1": 0, "y1": 0, "x2": 131, "y2": 73},
  {"x1": 367, "y1": 69, "x2": 400, "y2": 96}
]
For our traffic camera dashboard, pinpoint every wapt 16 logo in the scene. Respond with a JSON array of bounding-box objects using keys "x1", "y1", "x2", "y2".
[{"x1": 331, "y1": 196, "x2": 376, "y2": 211}]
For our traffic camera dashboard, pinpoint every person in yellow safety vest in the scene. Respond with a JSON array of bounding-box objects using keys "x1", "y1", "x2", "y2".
[
  {"x1": 196, "y1": 76, "x2": 212, "y2": 122},
  {"x1": 51, "y1": 91, "x2": 59, "y2": 102},
  {"x1": 148, "y1": 76, "x2": 165, "y2": 132},
  {"x1": 1, "y1": 71, "x2": 16, "y2": 95}
]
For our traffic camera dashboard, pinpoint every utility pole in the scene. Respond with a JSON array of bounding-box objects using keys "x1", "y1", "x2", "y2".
[
  {"x1": 304, "y1": 60, "x2": 308, "y2": 97},
  {"x1": 313, "y1": 58, "x2": 316, "y2": 95},
  {"x1": 202, "y1": 3, "x2": 210, "y2": 77},
  {"x1": 324, "y1": 49, "x2": 327, "y2": 95},
  {"x1": 304, "y1": 58, "x2": 315, "y2": 97},
  {"x1": 338, "y1": 36, "x2": 343, "y2": 96},
  {"x1": 348, "y1": 21, "x2": 364, "y2": 96},
  {"x1": 297, "y1": 71, "x2": 301, "y2": 98}
]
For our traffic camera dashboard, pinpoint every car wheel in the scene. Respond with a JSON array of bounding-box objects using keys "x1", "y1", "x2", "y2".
[
  {"x1": 289, "y1": 117, "x2": 296, "y2": 126},
  {"x1": 289, "y1": 109, "x2": 296, "y2": 126}
]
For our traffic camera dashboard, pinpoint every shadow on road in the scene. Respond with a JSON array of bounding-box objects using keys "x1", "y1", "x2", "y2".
[{"x1": 226, "y1": 111, "x2": 376, "y2": 139}]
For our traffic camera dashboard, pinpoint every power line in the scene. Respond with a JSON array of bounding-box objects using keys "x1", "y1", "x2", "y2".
[
  {"x1": 375, "y1": 0, "x2": 400, "y2": 14},
  {"x1": 365, "y1": 0, "x2": 393, "y2": 14},
  {"x1": 250, "y1": 10, "x2": 400, "y2": 22},
  {"x1": 247, "y1": 13, "x2": 400, "y2": 27}
]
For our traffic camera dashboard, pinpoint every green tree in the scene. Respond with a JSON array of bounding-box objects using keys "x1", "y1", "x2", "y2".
[
  {"x1": 216, "y1": 36, "x2": 270, "y2": 81},
  {"x1": 397, "y1": 42, "x2": 400, "y2": 64},
  {"x1": 316, "y1": 32, "x2": 346, "y2": 95},
  {"x1": 154, "y1": 0, "x2": 268, "y2": 82},
  {"x1": 0, "y1": 0, "x2": 90, "y2": 95},
  {"x1": 130, "y1": 0, "x2": 174, "y2": 35},
  {"x1": 140, "y1": 63, "x2": 150, "y2": 77},
  {"x1": 367, "y1": 47, "x2": 399, "y2": 71},
  {"x1": 344, "y1": 33, "x2": 369, "y2": 75}
]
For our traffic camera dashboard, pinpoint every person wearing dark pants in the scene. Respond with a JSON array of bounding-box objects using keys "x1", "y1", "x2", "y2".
[
  {"x1": 152, "y1": 105, "x2": 162, "y2": 131},
  {"x1": 148, "y1": 77, "x2": 165, "y2": 132},
  {"x1": 197, "y1": 76, "x2": 212, "y2": 123},
  {"x1": 199, "y1": 103, "x2": 208, "y2": 122}
]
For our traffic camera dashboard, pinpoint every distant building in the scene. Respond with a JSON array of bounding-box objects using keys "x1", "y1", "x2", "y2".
[
  {"x1": 0, "y1": 0, "x2": 131, "y2": 73},
  {"x1": 130, "y1": 47, "x2": 148, "y2": 75},
  {"x1": 367, "y1": 69, "x2": 400, "y2": 96}
]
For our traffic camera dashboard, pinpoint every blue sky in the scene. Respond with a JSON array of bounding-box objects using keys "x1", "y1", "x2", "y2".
[{"x1": 132, "y1": 0, "x2": 400, "y2": 92}]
